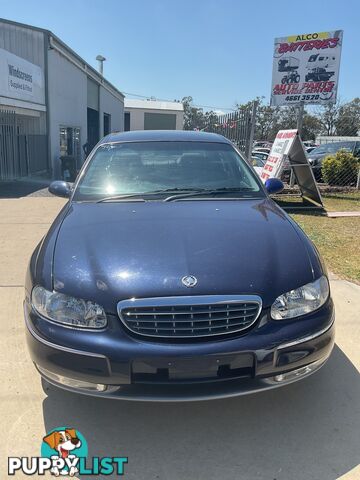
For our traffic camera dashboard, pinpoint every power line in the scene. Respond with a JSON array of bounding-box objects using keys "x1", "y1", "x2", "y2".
[{"x1": 123, "y1": 91, "x2": 236, "y2": 112}]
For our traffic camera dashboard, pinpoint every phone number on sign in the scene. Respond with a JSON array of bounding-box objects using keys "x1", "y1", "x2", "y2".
[{"x1": 285, "y1": 94, "x2": 320, "y2": 102}]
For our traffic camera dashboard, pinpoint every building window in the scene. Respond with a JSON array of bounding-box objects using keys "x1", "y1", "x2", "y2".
[
  {"x1": 104, "y1": 113, "x2": 111, "y2": 136},
  {"x1": 59, "y1": 126, "x2": 81, "y2": 163},
  {"x1": 124, "y1": 112, "x2": 130, "y2": 131}
]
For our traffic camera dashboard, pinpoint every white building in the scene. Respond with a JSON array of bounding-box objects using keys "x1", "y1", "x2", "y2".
[
  {"x1": 124, "y1": 98, "x2": 184, "y2": 131},
  {"x1": 0, "y1": 18, "x2": 124, "y2": 180}
]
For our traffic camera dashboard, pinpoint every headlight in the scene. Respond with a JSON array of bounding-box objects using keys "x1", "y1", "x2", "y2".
[
  {"x1": 271, "y1": 276, "x2": 329, "y2": 320},
  {"x1": 31, "y1": 286, "x2": 107, "y2": 328}
]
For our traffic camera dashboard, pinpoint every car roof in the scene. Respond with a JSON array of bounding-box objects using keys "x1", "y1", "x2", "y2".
[{"x1": 100, "y1": 130, "x2": 231, "y2": 145}]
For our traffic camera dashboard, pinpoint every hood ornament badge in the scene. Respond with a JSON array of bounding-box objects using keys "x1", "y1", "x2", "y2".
[{"x1": 181, "y1": 275, "x2": 198, "y2": 288}]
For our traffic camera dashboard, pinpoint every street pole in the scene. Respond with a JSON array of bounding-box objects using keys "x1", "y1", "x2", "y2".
[
  {"x1": 247, "y1": 100, "x2": 257, "y2": 162},
  {"x1": 290, "y1": 101, "x2": 305, "y2": 187},
  {"x1": 296, "y1": 101, "x2": 304, "y2": 138}
]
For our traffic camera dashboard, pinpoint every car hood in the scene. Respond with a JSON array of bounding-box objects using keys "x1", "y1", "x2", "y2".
[{"x1": 52, "y1": 199, "x2": 316, "y2": 313}]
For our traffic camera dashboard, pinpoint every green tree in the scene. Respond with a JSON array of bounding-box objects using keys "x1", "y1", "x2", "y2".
[
  {"x1": 236, "y1": 97, "x2": 281, "y2": 141},
  {"x1": 181, "y1": 96, "x2": 206, "y2": 130},
  {"x1": 335, "y1": 98, "x2": 360, "y2": 136},
  {"x1": 316, "y1": 100, "x2": 341, "y2": 135}
]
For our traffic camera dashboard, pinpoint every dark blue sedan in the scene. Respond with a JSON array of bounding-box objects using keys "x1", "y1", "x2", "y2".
[{"x1": 24, "y1": 131, "x2": 334, "y2": 401}]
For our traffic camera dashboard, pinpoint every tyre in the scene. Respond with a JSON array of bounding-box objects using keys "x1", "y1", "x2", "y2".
[
  {"x1": 295, "y1": 74, "x2": 300, "y2": 83},
  {"x1": 281, "y1": 77, "x2": 287, "y2": 84}
]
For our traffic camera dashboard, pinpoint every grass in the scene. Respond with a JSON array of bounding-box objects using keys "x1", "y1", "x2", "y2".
[{"x1": 279, "y1": 192, "x2": 360, "y2": 284}]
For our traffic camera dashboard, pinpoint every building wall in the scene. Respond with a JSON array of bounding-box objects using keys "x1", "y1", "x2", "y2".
[
  {"x1": 0, "y1": 20, "x2": 48, "y2": 179},
  {"x1": 0, "y1": 19, "x2": 125, "y2": 180},
  {"x1": 47, "y1": 47, "x2": 87, "y2": 178},
  {"x1": 99, "y1": 87, "x2": 124, "y2": 137},
  {"x1": 0, "y1": 21, "x2": 46, "y2": 114},
  {"x1": 126, "y1": 108, "x2": 184, "y2": 131},
  {"x1": 0, "y1": 21, "x2": 45, "y2": 69},
  {"x1": 48, "y1": 46, "x2": 124, "y2": 178}
]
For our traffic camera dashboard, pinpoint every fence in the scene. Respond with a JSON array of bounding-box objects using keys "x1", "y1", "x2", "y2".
[
  {"x1": 205, "y1": 103, "x2": 257, "y2": 160},
  {"x1": 0, "y1": 109, "x2": 48, "y2": 181},
  {"x1": 0, "y1": 133, "x2": 48, "y2": 180},
  {"x1": 207, "y1": 103, "x2": 360, "y2": 191}
]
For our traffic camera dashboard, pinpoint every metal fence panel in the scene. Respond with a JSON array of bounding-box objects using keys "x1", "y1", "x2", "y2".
[
  {"x1": 0, "y1": 133, "x2": 48, "y2": 180},
  {"x1": 205, "y1": 104, "x2": 256, "y2": 159},
  {"x1": 0, "y1": 108, "x2": 48, "y2": 180},
  {"x1": 26, "y1": 135, "x2": 48, "y2": 174}
]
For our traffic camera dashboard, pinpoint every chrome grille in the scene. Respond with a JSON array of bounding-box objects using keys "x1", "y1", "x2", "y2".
[{"x1": 117, "y1": 295, "x2": 262, "y2": 338}]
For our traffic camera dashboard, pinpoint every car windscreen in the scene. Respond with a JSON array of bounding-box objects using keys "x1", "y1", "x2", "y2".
[{"x1": 73, "y1": 141, "x2": 264, "y2": 201}]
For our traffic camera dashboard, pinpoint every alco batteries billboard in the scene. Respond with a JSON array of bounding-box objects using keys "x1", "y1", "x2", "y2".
[{"x1": 270, "y1": 30, "x2": 343, "y2": 106}]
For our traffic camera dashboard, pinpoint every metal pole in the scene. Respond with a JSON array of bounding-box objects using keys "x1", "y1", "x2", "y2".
[
  {"x1": 290, "y1": 102, "x2": 305, "y2": 187},
  {"x1": 247, "y1": 101, "x2": 257, "y2": 162},
  {"x1": 296, "y1": 101, "x2": 304, "y2": 138},
  {"x1": 356, "y1": 166, "x2": 360, "y2": 190}
]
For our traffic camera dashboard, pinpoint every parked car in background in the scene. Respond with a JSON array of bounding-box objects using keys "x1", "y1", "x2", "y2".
[
  {"x1": 25, "y1": 131, "x2": 334, "y2": 401},
  {"x1": 303, "y1": 141, "x2": 318, "y2": 149},
  {"x1": 251, "y1": 156, "x2": 266, "y2": 176},
  {"x1": 308, "y1": 141, "x2": 360, "y2": 180},
  {"x1": 253, "y1": 141, "x2": 272, "y2": 150},
  {"x1": 253, "y1": 147, "x2": 271, "y2": 154},
  {"x1": 251, "y1": 151, "x2": 269, "y2": 163}
]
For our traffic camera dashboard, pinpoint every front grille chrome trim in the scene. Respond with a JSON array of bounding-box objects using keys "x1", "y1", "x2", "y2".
[{"x1": 117, "y1": 295, "x2": 262, "y2": 339}]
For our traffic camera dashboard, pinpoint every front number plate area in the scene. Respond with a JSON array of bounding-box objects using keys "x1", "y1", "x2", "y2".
[{"x1": 132, "y1": 353, "x2": 254, "y2": 382}]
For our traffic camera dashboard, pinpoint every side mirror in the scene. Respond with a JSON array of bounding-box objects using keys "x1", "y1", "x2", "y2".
[
  {"x1": 48, "y1": 181, "x2": 72, "y2": 198},
  {"x1": 265, "y1": 178, "x2": 284, "y2": 194}
]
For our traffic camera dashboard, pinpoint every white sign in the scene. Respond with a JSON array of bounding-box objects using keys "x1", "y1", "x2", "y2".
[
  {"x1": 271, "y1": 30, "x2": 343, "y2": 106},
  {"x1": 261, "y1": 129, "x2": 297, "y2": 181},
  {"x1": 261, "y1": 129, "x2": 323, "y2": 206},
  {"x1": 0, "y1": 48, "x2": 44, "y2": 104}
]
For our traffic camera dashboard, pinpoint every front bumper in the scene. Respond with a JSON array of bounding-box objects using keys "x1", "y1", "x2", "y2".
[{"x1": 24, "y1": 300, "x2": 335, "y2": 401}]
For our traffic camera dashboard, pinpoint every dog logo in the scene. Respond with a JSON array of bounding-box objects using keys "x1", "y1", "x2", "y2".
[
  {"x1": 41, "y1": 427, "x2": 87, "y2": 477},
  {"x1": 8, "y1": 426, "x2": 128, "y2": 476}
]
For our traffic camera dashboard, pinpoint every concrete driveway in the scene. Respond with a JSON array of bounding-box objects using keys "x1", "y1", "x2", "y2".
[{"x1": 0, "y1": 197, "x2": 359, "y2": 479}]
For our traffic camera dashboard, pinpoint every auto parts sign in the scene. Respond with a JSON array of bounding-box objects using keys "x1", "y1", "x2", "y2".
[{"x1": 270, "y1": 30, "x2": 343, "y2": 106}]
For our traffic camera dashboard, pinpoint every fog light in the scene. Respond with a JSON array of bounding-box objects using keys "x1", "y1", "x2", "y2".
[
  {"x1": 272, "y1": 358, "x2": 327, "y2": 383},
  {"x1": 36, "y1": 365, "x2": 107, "y2": 392}
]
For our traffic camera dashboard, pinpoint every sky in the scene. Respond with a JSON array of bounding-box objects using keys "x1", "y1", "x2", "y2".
[{"x1": 0, "y1": 0, "x2": 358, "y2": 111}]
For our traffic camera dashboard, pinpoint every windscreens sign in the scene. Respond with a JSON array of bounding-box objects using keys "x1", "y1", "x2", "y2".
[
  {"x1": 271, "y1": 30, "x2": 343, "y2": 106},
  {"x1": 0, "y1": 48, "x2": 44, "y2": 104}
]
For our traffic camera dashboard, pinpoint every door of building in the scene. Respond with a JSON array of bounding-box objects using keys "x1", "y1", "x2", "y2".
[{"x1": 87, "y1": 108, "x2": 99, "y2": 151}]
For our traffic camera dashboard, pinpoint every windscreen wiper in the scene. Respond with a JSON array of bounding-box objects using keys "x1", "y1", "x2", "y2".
[
  {"x1": 164, "y1": 187, "x2": 255, "y2": 202},
  {"x1": 96, "y1": 188, "x2": 207, "y2": 203}
]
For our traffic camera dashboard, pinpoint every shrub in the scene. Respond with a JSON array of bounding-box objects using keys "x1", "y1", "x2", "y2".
[{"x1": 322, "y1": 149, "x2": 360, "y2": 186}]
